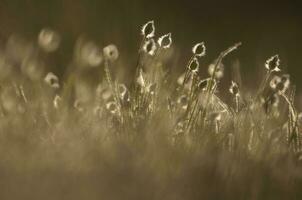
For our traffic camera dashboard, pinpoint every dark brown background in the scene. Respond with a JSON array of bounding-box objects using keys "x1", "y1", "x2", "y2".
[{"x1": 0, "y1": 0, "x2": 301, "y2": 90}]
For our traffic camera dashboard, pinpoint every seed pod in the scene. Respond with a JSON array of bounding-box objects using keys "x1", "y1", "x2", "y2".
[
  {"x1": 270, "y1": 75, "x2": 281, "y2": 89},
  {"x1": 103, "y1": 44, "x2": 119, "y2": 62},
  {"x1": 229, "y1": 81, "x2": 239, "y2": 96},
  {"x1": 188, "y1": 57, "x2": 199, "y2": 73},
  {"x1": 158, "y1": 33, "x2": 172, "y2": 49},
  {"x1": 143, "y1": 39, "x2": 157, "y2": 56},
  {"x1": 76, "y1": 39, "x2": 103, "y2": 67},
  {"x1": 44, "y1": 72, "x2": 60, "y2": 89},
  {"x1": 137, "y1": 69, "x2": 146, "y2": 88},
  {"x1": 265, "y1": 55, "x2": 281, "y2": 72},
  {"x1": 198, "y1": 78, "x2": 209, "y2": 91},
  {"x1": 192, "y1": 42, "x2": 206, "y2": 57},
  {"x1": 38, "y1": 28, "x2": 61, "y2": 52},
  {"x1": 270, "y1": 74, "x2": 290, "y2": 94},
  {"x1": 53, "y1": 95, "x2": 62, "y2": 109},
  {"x1": 141, "y1": 20, "x2": 155, "y2": 39}
]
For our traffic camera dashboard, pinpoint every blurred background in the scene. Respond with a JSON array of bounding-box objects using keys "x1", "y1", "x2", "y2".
[{"x1": 0, "y1": 0, "x2": 301, "y2": 91}]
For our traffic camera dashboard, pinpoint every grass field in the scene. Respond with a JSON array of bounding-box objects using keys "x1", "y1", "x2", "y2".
[{"x1": 0, "y1": 21, "x2": 301, "y2": 200}]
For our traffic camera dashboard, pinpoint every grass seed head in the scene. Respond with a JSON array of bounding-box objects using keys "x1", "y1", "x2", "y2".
[
  {"x1": 270, "y1": 75, "x2": 290, "y2": 94},
  {"x1": 192, "y1": 42, "x2": 206, "y2": 57},
  {"x1": 44, "y1": 72, "x2": 60, "y2": 89},
  {"x1": 141, "y1": 20, "x2": 155, "y2": 39},
  {"x1": 265, "y1": 55, "x2": 281, "y2": 72},
  {"x1": 103, "y1": 44, "x2": 119, "y2": 62},
  {"x1": 76, "y1": 39, "x2": 103, "y2": 67},
  {"x1": 143, "y1": 39, "x2": 157, "y2": 56},
  {"x1": 137, "y1": 69, "x2": 146, "y2": 88},
  {"x1": 38, "y1": 28, "x2": 61, "y2": 52},
  {"x1": 53, "y1": 95, "x2": 62, "y2": 109},
  {"x1": 188, "y1": 57, "x2": 199, "y2": 74},
  {"x1": 198, "y1": 78, "x2": 209, "y2": 91},
  {"x1": 158, "y1": 33, "x2": 172, "y2": 49},
  {"x1": 229, "y1": 81, "x2": 239, "y2": 96}
]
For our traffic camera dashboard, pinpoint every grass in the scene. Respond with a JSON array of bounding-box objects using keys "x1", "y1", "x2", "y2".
[{"x1": 0, "y1": 22, "x2": 301, "y2": 200}]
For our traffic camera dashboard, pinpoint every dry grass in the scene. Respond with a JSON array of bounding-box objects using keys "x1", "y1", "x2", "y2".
[{"x1": 0, "y1": 22, "x2": 301, "y2": 200}]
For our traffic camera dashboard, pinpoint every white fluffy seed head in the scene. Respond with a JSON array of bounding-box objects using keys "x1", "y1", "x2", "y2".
[
  {"x1": 53, "y1": 95, "x2": 62, "y2": 109},
  {"x1": 75, "y1": 38, "x2": 103, "y2": 67},
  {"x1": 143, "y1": 39, "x2": 157, "y2": 56},
  {"x1": 103, "y1": 44, "x2": 119, "y2": 62},
  {"x1": 270, "y1": 74, "x2": 290, "y2": 94},
  {"x1": 137, "y1": 69, "x2": 146, "y2": 88},
  {"x1": 82, "y1": 42, "x2": 103, "y2": 67},
  {"x1": 158, "y1": 33, "x2": 172, "y2": 49},
  {"x1": 38, "y1": 28, "x2": 61, "y2": 52},
  {"x1": 198, "y1": 78, "x2": 210, "y2": 91},
  {"x1": 229, "y1": 81, "x2": 239, "y2": 96},
  {"x1": 44, "y1": 72, "x2": 60, "y2": 89},
  {"x1": 141, "y1": 20, "x2": 155, "y2": 39},
  {"x1": 270, "y1": 75, "x2": 281, "y2": 90},
  {"x1": 188, "y1": 57, "x2": 199, "y2": 73},
  {"x1": 192, "y1": 42, "x2": 206, "y2": 57},
  {"x1": 265, "y1": 55, "x2": 281, "y2": 72}
]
